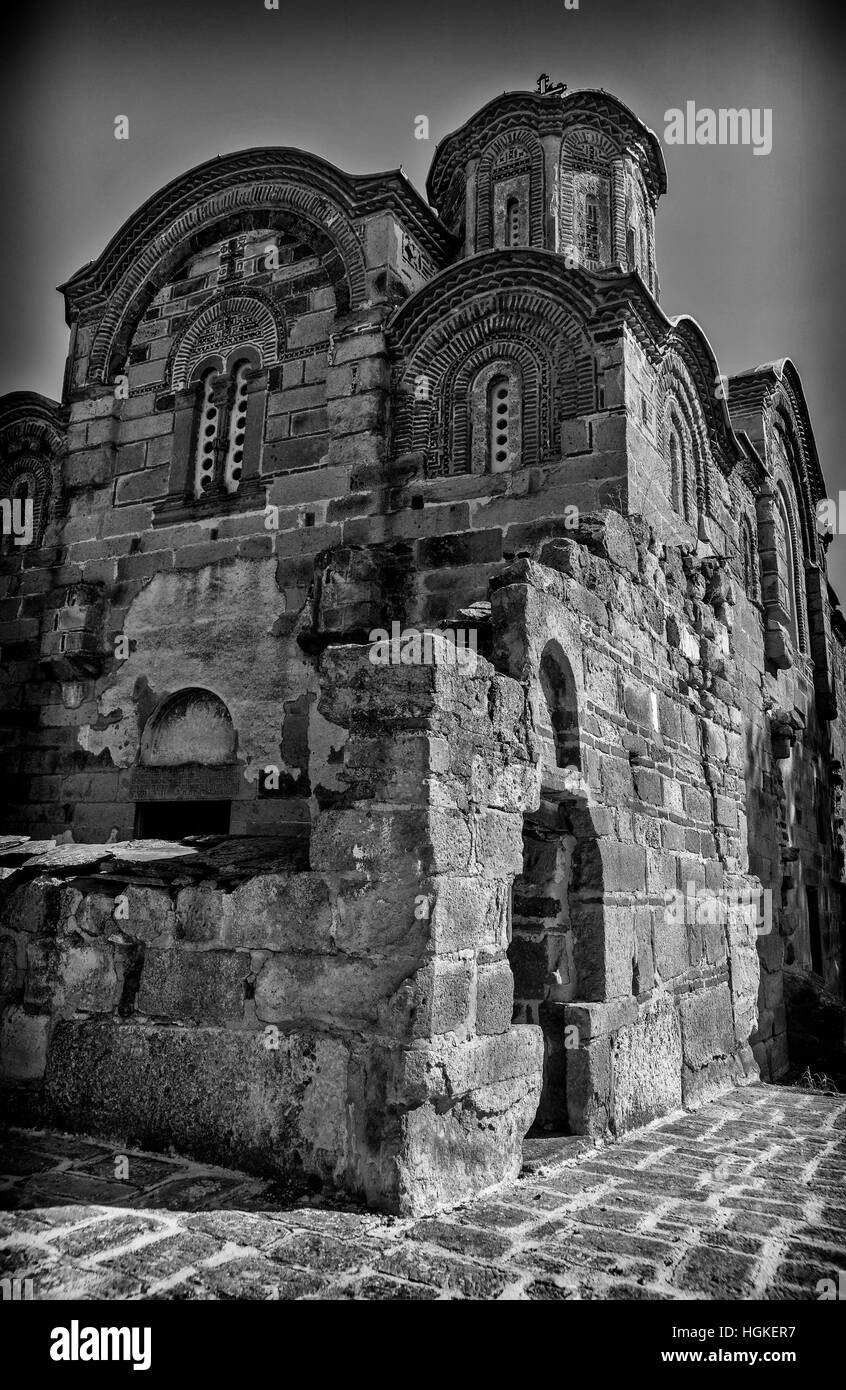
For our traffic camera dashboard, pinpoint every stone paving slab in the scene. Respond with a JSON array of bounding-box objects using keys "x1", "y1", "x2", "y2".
[{"x1": 1, "y1": 1083, "x2": 844, "y2": 1300}]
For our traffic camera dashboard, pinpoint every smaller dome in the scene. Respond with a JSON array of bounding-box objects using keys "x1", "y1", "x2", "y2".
[{"x1": 427, "y1": 88, "x2": 666, "y2": 295}]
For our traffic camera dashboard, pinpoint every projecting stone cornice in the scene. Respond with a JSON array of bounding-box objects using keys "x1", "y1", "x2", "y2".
[{"x1": 727, "y1": 358, "x2": 827, "y2": 507}]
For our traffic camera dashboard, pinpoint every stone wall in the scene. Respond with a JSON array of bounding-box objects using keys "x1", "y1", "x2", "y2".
[
  {"x1": 490, "y1": 518, "x2": 761, "y2": 1133},
  {"x1": 0, "y1": 641, "x2": 543, "y2": 1216},
  {"x1": 2, "y1": 86, "x2": 844, "y2": 1199}
]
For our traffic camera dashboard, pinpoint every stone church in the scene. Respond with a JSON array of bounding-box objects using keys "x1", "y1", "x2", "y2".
[{"x1": 1, "y1": 84, "x2": 843, "y2": 1214}]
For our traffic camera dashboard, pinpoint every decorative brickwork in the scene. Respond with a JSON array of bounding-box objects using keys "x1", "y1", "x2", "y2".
[{"x1": 0, "y1": 86, "x2": 843, "y2": 1216}]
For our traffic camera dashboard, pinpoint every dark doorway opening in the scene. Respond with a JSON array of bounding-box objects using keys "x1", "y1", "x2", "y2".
[
  {"x1": 135, "y1": 800, "x2": 231, "y2": 839},
  {"x1": 510, "y1": 640, "x2": 592, "y2": 1135}
]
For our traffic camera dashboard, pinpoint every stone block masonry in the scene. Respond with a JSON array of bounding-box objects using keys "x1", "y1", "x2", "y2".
[
  {"x1": 2, "y1": 80, "x2": 844, "y2": 1219},
  {"x1": 0, "y1": 642, "x2": 545, "y2": 1216}
]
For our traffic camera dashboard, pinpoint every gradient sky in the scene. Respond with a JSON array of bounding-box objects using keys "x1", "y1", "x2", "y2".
[{"x1": 2, "y1": 0, "x2": 843, "y2": 585}]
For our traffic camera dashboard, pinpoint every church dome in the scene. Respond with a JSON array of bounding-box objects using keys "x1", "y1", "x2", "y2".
[{"x1": 427, "y1": 85, "x2": 667, "y2": 296}]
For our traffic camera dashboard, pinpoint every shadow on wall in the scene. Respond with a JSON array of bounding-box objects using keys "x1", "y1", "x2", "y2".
[{"x1": 510, "y1": 640, "x2": 605, "y2": 1133}]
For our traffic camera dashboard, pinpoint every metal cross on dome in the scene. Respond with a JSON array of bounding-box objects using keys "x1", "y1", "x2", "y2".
[{"x1": 536, "y1": 74, "x2": 567, "y2": 96}]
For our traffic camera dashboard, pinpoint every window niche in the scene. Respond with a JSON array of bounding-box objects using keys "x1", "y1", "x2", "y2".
[
  {"x1": 477, "y1": 130, "x2": 543, "y2": 251},
  {"x1": 667, "y1": 417, "x2": 695, "y2": 526},
  {"x1": 660, "y1": 382, "x2": 705, "y2": 529},
  {"x1": 0, "y1": 454, "x2": 52, "y2": 555},
  {"x1": 492, "y1": 172, "x2": 529, "y2": 248},
  {"x1": 756, "y1": 482, "x2": 808, "y2": 669},
  {"x1": 157, "y1": 344, "x2": 265, "y2": 522},
  {"x1": 774, "y1": 485, "x2": 804, "y2": 651},
  {"x1": 130, "y1": 687, "x2": 240, "y2": 837},
  {"x1": 154, "y1": 285, "x2": 280, "y2": 525},
  {"x1": 469, "y1": 360, "x2": 523, "y2": 474}
]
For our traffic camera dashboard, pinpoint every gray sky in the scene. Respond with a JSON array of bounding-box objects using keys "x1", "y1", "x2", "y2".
[{"x1": 2, "y1": 0, "x2": 843, "y2": 587}]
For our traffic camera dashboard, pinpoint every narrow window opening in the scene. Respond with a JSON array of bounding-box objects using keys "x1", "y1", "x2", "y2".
[
  {"x1": 488, "y1": 375, "x2": 511, "y2": 470},
  {"x1": 193, "y1": 370, "x2": 219, "y2": 499},
  {"x1": 584, "y1": 195, "x2": 600, "y2": 262},
  {"x1": 506, "y1": 197, "x2": 520, "y2": 247},
  {"x1": 224, "y1": 362, "x2": 249, "y2": 493},
  {"x1": 775, "y1": 491, "x2": 800, "y2": 647},
  {"x1": 669, "y1": 433, "x2": 681, "y2": 513}
]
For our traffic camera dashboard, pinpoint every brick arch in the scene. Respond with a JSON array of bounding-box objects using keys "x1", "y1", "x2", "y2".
[
  {"x1": 86, "y1": 183, "x2": 366, "y2": 386},
  {"x1": 398, "y1": 322, "x2": 557, "y2": 476},
  {"x1": 665, "y1": 403, "x2": 697, "y2": 525},
  {"x1": 140, "y1": 687, "x2": 237, "y2": 767},
  {"x1": 446, "y1": 339, "x2": 544, "y2": 475},
  {"x1": 391, "y1": 263, "x2": 595, "y2": 471},
  {"x1": 476, "y1": 127, "x2": 545, "y2": 252},
  {"x1": 769, "y1": 399, "x2": 818, "y2": 565},
  {"x1": 0, "y1": 415, "x2": 64, "y2": 549},
  {"x1": 559, "y1": 127, "x2": 620, "y2": 256},
  {"x1": 167, "y1": 290, "x2": 284, "y2": 391},
  {"x1": 657, "y1": 353, "x2": 713, "y2": 520},
  {"x1": 773, "y1": 473, "x2": 809, "y2": 654}
]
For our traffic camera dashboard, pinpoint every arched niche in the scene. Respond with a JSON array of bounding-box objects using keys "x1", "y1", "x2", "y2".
[
  {"x1": 774, "y1": 482, "x2": 806, "y2": 653},
  {"x1": 537, "y1": 640, "x2": 581, "y2": 772},
  {"x1": 140, "y1": 688, "x2": 237, "y2": 766},
  {"x1": 476, "y1": 128, "x2": 545, "y2": 251},
  {"x1": 169, "y1": 292, "x2": 282, "y2": 393},
  {"x1": 511, "y1": 639, "x2": 601, "y2": 1133},
  {"x1": 92, "y1": 188, "x2": 364, "y2": 385},
  {"x1": 133, "y1": 688, "x2": 238, "y2": 838}
]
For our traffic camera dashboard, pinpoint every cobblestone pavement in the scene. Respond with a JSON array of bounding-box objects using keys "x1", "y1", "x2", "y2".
[{"x1": 1, "y1": 1083, "x2": 844, "y2": 1300}]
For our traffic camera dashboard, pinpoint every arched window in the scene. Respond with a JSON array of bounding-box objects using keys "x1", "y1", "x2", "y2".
[
  {"x1": 160, "y1": 288, "x2": 275, "y2": 519},
  {"x1": 1, "y1": 472, "x2": 31, "y2": 553},
  {"x1": 477, "y1": 130, "x2": 542, "y2": 250},
  {"x1": 193, "y1": 368, "x2": 219, "y2": 499},
  {"x1": 668, "y1": 421, "x2": 693, "y2": 524},
  {"x1": 488, "y1": 375, "x2": 512, "y2": 471},
  {"x1": 188, "y1": 350, "x2": 258, "y2": 502},
  {"x1": 775, "y1": 486, "x2": 803, "y2": 650},
  {"x1": 669, "y1": 433, "x2": 681, "y2": 513},
  {"x1": 0, "y1": 457, "x2": 51, "y2": 554},
  {"x1": 583, "y1": 194, "x2": 600, "y2": 263},
  {"x1": 224, "y1": 361, "x2": 250, "y2": 493},
  {"x1": 538, "y1": 644, "x2": 580, "y2": 772},
  {"x1": 666, "y1": 407, "x2": 697, "y2": 526},
  {"x1": 464, "y1": 359, "x2": 524, "y2": 475}
]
